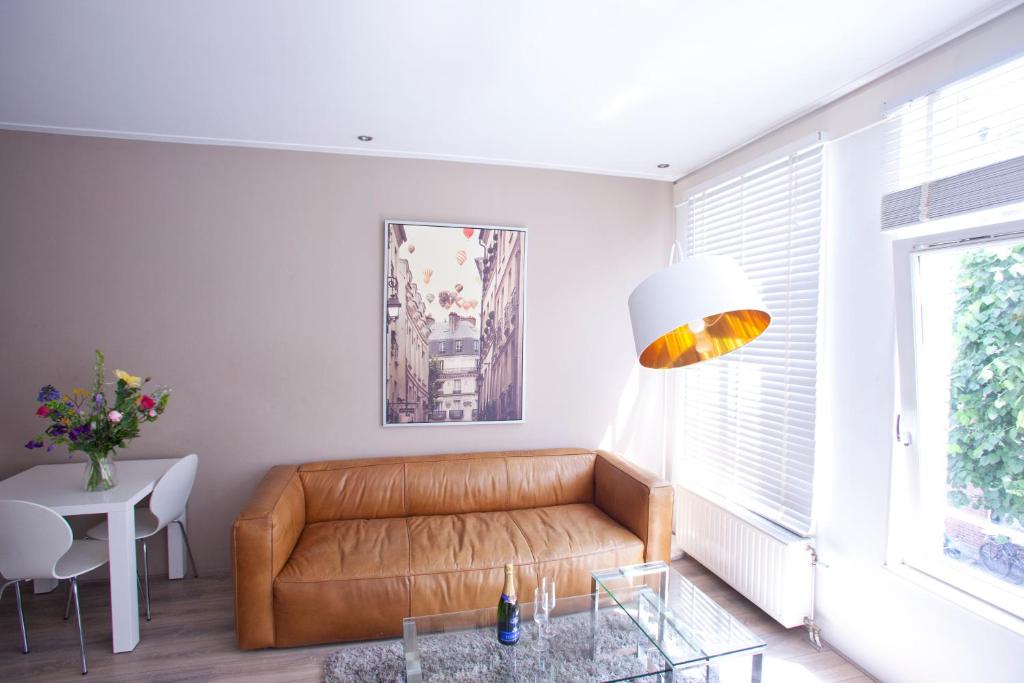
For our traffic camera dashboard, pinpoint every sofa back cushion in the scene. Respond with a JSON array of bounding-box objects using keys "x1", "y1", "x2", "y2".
[{"x1": 299, "y1": 449, "x2": 596, "y2": 523}]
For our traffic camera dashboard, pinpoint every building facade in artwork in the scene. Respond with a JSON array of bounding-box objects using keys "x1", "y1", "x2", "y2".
[
  {"x1": 385, "y1": 225, "x2": 433, "y2": 423},
  {"x1": 476, "y1": 228, "x2": 525, "y2": 421},
  {"x1": 428, "y1": 312, "x2": 480, "y2": 422}
]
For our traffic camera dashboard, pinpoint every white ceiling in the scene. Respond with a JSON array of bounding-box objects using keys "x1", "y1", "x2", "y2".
[{"x1": 0, "y1": 1, "x2": 1017, "y2": 181}]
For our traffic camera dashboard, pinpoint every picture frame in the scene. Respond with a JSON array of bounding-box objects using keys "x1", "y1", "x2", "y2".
[{"x1": 382, "y1": 220, "x2": 527, "y2": 426}]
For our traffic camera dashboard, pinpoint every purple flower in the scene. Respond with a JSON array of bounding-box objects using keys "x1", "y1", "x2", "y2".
[
  {"x1": 46, "y1": 424, "x2": 68, "y2": 437},
  {"x1": 24, "y1": 438, "x2": 44, "y2": 450},
  {"x1": 37, "y1": 385, "x2": 60, "y2": 402},
  {"x1": 93, "y1": 393, "x2": 105, "y2": 406},
  {"x1": 68, "y1": 423, "x2": 92, "y2": 443}
]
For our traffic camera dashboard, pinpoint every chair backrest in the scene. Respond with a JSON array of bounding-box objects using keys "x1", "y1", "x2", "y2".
[
  {"x1": 150, "y1": 454, "x2": 199, "y2": 529},
  {"x1": 0, "y1": 500, "x2": 73, "y2": 580}
]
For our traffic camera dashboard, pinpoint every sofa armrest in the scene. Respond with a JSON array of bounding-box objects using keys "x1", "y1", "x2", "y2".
[
  {"x1": 593, "y1": 450, "x2": 674, "y2": 563},
  {"x1": 232, "y1": 465, "x2": 305, "y2": 650}
]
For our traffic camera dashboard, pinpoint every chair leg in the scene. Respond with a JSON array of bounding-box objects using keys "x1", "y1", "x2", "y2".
[
  {"x1": 141, "y1": 539, "x2": 152, "y2": 622},
  {"x1": 174, "y1": 520, "x2": 199, "y2": 578},
  {"x1": 64, "y1": 579, "x2": 73, "y2": 620},
  {"x1": 13, "y1": 581, "x2": 29, "y2": 654},
  {"x1": 70, "y1": 577, "x2": 87, "y2": 675}
]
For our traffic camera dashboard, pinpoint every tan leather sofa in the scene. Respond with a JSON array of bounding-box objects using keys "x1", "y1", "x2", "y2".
[{"x1": 232, "y1": 448, "x2": 673, "y2": 649}]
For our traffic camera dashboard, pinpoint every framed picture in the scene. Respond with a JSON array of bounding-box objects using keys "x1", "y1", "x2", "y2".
[{"x1": 383, "y1": 220, "x2": 526, "y2": 426}]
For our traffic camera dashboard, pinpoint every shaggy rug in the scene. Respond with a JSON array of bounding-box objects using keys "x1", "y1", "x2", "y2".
[{"x1": 323, "y1": 609, "x2": 708, "y2": 682}]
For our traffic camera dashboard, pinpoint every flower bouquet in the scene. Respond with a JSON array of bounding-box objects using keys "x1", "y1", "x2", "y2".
[{"x1": 26, "y1": 350, "x2": 170, "y2": 492}]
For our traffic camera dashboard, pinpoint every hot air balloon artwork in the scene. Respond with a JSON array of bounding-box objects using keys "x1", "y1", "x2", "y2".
[{"x1": 384, "y1": 220, "x2": 526, "y2": 426}]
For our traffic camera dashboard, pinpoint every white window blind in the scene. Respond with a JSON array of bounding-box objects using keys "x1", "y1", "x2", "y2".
[
  {"x1": 881, "y1": 53, "x2": 1024, "y2": 229},
  {"x1": 680, "y1": 144, "x2": 824, "y2": 536}
]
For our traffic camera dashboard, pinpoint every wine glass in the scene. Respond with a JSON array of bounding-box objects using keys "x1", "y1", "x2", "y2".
[{"x1": 533, "y1": 577, "x2": 557, "y2": 651}]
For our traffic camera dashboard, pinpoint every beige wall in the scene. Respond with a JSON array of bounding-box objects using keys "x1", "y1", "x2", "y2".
[{"x1": 0, "y1": 130, "x2": 674, "y2": 571}]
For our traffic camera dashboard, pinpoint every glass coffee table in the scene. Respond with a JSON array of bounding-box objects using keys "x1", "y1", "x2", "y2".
[
  {"x1": 592, "y1": 563, "x2": 766, "y2": 683},
  {"x1": 402, "y1": 563, "x2": 765, "y2": 682},
  {"x1": 403, "y1": 591, "x2": 672, "y2": 682}
]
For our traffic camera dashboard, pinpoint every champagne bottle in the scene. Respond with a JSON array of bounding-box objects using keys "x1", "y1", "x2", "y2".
[{"x1": 496, "y1": 563, "x2": 520, "y2": 645}]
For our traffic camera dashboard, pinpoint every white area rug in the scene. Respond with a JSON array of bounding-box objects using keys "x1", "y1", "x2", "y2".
[{"x1": 323, "y1": 609, "x2": 707, "y2": 682}]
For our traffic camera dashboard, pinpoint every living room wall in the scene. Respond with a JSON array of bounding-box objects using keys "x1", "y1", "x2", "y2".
[{"x1": 0, "y1": 130, "x2": 674, "y2": 571}]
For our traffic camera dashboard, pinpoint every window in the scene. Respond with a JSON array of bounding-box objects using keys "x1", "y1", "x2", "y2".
[
  {"x1": 455, "y1": 340, "x2": 463, "y2": 353},
  {"x1": 881, "y1": 54, "x2": 1024, "y2": 229},
  {"x1": 438, "y1": 342, "x2": 446, "y2": 354},
  {"x1": 894, "y1": 231, "x2": 1024, "y2": 618},
  {"x1": 453, "y1": 379, "x2": 461, "y2": 394},
  {"x1": 889, "y1": 55, "x2": 1024, "y2": 618},
  {"x1": 675, "y1": 142, "x2": 824, "y2": 536}
]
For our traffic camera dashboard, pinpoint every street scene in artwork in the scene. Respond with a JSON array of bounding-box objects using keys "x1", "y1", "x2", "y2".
[{"x1": 385, "y1": 223, "x2": 525, "y2": 424}]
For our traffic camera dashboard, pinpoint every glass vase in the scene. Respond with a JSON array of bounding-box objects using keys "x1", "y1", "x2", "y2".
[{"x1": 84, "y1": 454, "x2": 118, "y2": 492}]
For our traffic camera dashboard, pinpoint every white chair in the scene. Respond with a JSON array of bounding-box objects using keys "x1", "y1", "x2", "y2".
[
  {"x1": 0, "y1": 499, "x2": 108, "y2": 675},
  {"x1": 86, "y1": 454, "x2": 199, "y2": 621}
]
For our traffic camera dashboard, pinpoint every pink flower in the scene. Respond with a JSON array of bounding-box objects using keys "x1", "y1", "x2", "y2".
[
  {"x1": 107, "y1": 410, "x2": 123, "y2": 424},
  {"x1": 36, "y1": 405, "x2": 51, "y2": 417},
  {"x1": 139, "y1": 395, "x2": 156, "y2": 410},
  {"x1": 147, "y1": 410, "x2": 157, "y2": 418}
]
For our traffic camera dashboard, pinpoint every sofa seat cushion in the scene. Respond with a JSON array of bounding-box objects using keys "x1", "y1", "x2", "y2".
[
  {"x1": 509, "y1": 503, "x2": 646, "y2": 600},
  {"x1": 408, "y1": 511, "x2": 534, "y2": 573},
  {"x1": 404, "y1": 504, "x2": 644, "y2": 616},
  {"x1": 277, "y1": 517, "x2": 410, "y2": 581},
  {"x1": 508, "y1": 503, "x2": 644, "y2": 562},
  {"x1": 273, "y1": 518, "x2": 411, "y2": 645}
]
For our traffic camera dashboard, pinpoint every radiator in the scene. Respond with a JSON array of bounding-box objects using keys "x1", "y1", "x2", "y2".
[{"x1": 676, "y1": 486, "x2": 814, "y2": 629}]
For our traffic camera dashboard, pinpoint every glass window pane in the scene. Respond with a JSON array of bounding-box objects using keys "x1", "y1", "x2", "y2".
[{"x1": 909, "y1": 238, "x2": 1024, "y2": 616}]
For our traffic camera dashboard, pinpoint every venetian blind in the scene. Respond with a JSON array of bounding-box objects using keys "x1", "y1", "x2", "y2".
[
  {"x1": 881, "y1": 54, "x2": 1024, "y2": 230},
  {"x1": 679, "y1": 144, "x2": 824, "y2": 536}
]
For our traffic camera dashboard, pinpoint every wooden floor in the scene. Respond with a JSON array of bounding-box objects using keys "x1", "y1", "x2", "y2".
[{"x1": 0, "y1": 558, "x2": 875, "y2": 682}]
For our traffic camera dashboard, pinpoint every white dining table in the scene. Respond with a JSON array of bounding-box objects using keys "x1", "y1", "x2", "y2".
[{"x1": 0, "y1": 457, "x2": 188, "y2": 653}]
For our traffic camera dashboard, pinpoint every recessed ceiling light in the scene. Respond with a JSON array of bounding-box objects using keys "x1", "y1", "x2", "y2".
[
  {"x1": 657, "y1": 163, "x2": 670, "y2": 169},
  {"x1": 357, "y1": 135, "x2": 373, "y2": 142}
]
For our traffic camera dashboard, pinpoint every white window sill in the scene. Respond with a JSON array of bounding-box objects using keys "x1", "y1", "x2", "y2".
[{"x1": 885, "y1": 561, "x2": 1024, "y2": 638}]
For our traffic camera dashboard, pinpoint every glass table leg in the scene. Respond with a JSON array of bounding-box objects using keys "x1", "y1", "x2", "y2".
[
  {"x1": 402, "y1": 618, "x2": 422, "y2": 683},
  {"x1": 751, "y1": 652, "x2": 764, "y2": 683}
]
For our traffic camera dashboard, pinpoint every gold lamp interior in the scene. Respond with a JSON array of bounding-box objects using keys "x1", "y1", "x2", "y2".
[{"x1": 638, "y1": 309, "x2": 771, "y2": 369}]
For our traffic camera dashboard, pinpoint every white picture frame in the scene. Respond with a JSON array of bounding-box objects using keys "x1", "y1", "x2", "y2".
[{"x1": 382, "y1": 220, "x2": 527, "y2": 426}]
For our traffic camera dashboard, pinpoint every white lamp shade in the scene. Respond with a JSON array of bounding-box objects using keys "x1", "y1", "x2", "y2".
[{"x1": 628, "y1": 255, "x2": 770, "y2": 369}]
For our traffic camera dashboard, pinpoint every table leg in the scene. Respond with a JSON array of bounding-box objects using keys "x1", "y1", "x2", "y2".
[
  {"x1": 403, "y1": 618, "x2": 422, "y2": 683},
  {"x1": 107, "y1": 505, "x2": 140, "y2": 653},
  {"x1": 167, "y1": 511, "x2": 187, "y2": 580},
  {"x1": 590, "y1": 576, "x2": 600, "y2": 660},
  {"x1": 751, "y1": 653, "x2": 764, "y2": 683}
]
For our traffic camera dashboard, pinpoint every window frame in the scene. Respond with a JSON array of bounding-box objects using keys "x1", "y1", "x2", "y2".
[{"x1": 889, "y1": 215, "x2": 1024, "y2": 621}]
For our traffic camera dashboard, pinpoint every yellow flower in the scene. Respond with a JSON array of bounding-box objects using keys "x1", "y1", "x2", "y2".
[
  {"x1": 72, "y1": 387, "x2": 90, "y2": 399},
  {"x1": 114, "y1": 369, "x2": 142, "y2": 388}
]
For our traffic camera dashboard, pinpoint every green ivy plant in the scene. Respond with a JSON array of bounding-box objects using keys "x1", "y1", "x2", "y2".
[{"x1": 947, "y1": 244, "x2": 1024, "y2": 524}]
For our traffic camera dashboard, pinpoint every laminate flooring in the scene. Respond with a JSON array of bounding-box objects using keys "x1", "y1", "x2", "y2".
[{"x1": 0, "y1": 557, "x2": 875, "y2": 682}]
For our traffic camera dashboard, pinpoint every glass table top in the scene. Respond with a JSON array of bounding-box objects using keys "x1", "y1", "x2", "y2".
[
  {"x1": 402, "y1": 591, "x2": 671, "y2": 682},
  {"x1": 592, "y1": 562, "x2": 766, "y2": 670}
]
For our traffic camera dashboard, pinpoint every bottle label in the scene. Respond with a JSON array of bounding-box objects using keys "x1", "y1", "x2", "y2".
[
  {"x1": 498, "y1": 613, "x2": 520, "y2": 644},
  {"x1": 498, "y1": 593, "x2": 520, "y2": 644}
]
